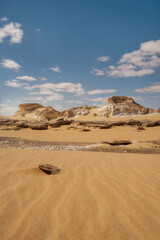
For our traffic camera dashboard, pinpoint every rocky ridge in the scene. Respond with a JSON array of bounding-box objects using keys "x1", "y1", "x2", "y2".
[
  {"x1": 13, "y1": 96, "x2": 158, "y2": 120},
  {"x1": 14, "y1": 103, "x2": 90, "y2": 120}
]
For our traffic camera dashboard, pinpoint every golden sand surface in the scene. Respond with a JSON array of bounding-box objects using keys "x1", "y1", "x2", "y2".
[
  {"x1": 0, "y1": 148, "x2": 160, "y2": 240},
  {"x1": 0, "y1": 113, "x2": 160, "y2": 143},
  {"x1": 0, "y1": 114, "x2": 160, "y2": 239},
  {"x1": 0, "y1": 125, "x2": 160, "y2": 143}
]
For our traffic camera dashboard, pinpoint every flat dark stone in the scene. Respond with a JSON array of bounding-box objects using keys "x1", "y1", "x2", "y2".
[
  {"x1": 102, "y1": 140, "x2": 132, "y2": 145},
  {"x1": 39, "y1": 164, "x2": 61, "y2": 175},
  {"x1": 81, "y1": 129, "x2": 91, "y2": 132}
]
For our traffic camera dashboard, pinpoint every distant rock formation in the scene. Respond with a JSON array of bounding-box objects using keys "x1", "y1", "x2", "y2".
[
  {"x1": 14, "y1": 103, "x2": 60, "y2": 120},
  {"x1": 61, "y1": 105, "x2": 90, "y2": 118},
  {"x1": 14, "y1": 103, "x2": 90, "y2": 120},
  {"x1": 99, "y1": 96, "x2": 155, "y2": 117},
  {"x1": 13, "y1": 97, "x2": 156, "y2": 120}
]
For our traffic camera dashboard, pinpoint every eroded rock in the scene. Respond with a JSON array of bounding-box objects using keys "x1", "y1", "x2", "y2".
[
  {"x1": 48, "y1": 118, "x2": 72, "y2": 128},
  {"x1": 99, "y1": 96, "x2": 155, "y2": 117},
  {"x1": 39, "y1": 164, "x2": 61, "y2": 175},
  {"x1": 29, "y1": 122, "x2": 48, "y2": 130}
]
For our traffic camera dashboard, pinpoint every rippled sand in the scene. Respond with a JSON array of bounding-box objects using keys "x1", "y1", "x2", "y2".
[{"x1": 0, "y1": 148, "x2": 160, "y2": 240}]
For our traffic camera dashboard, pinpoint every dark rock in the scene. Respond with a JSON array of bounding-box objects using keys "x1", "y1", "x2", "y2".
[
  {"x1": 102, "y1": 140, "x2": 132, "y2": 145},
  {"x1": 99, "y1": 125, "x2": 112, "y2": 129},
  {"x1": 16, "y1": 121, "x2": 29, "y2": 128},
  {"x1": 144, "y1": 120, "x2": 160, "y2": 127},
  {"x1": 109, "y1": 121, "x2": 126, "y2": 127},
  {"x1": 125, "y1": 119, "x2": 142, "y2": 126},
  {"x1": 48, "y1": 118, "x2": 72, "y2": 128},
  {"x1": 137, "y1": 126, "x2": 145, "y2": 131},
  {"x1": 80, "y1": 128, "x2": 91, "y2": 132},
  {"x1": 39, "y1": 164, "x2": 61, "y2": 175}
]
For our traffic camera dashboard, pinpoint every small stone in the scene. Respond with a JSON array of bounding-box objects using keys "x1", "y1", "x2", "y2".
[
  {"x1": 80, "y1": 128, "x2": 91, "y2": 132},
  {"x1": 39, "y1": 164, "x2": 61, "y2": 175},
  {"x1": 137, "y1": 126, "x2": 145, "y2": 131}
]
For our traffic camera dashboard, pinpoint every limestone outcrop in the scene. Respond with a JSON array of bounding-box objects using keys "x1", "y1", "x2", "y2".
[
  {"x1": 14, "y1": 103, "x2": 60, "y2": 120},
  {"x1": 14, "y1": 103, "x2": 90, "y2": 120},
  {"x1": 99, "y1": 96, "x2": 155, "y2": 117},
  {"x1": 61, "y1": 105, "x2": 90, "y2": 118}
]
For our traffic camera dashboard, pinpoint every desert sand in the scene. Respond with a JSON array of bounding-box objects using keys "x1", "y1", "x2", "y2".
[{"x1": 0, "y1": 113, "x2": 160, "y2": 240}]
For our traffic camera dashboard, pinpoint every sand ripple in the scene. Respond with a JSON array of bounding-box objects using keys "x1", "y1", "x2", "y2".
[{"x1": 0, "y1": 149, "x2": 160, "y2": 240}]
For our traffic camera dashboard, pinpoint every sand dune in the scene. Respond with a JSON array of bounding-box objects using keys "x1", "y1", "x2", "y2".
[{"x1": 0, "y1": 148, "x2": 160, "y2": 240}]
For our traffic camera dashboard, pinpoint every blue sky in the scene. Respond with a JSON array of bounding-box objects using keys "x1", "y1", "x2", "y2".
[{"x1": 0, "y1": 0, "x2": 160, "y2": 115}]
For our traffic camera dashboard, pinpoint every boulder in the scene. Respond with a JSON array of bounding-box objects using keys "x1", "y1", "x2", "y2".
[
  {"x1": 35, "y1": 106, "x2": 60, "y2": 120},
  {"x1": 29, "y1": 122, "x2": 48, "y2": 130},
  {"x1": 16, "y1": 121, "x2": 29, "y2": 128},
  {"x1": 144, "y1": 120, "x2": 160, "y2": 127},
  {"x1": 125, "y1": 119, "x2": 142, "y2": 126},
  {"x1": 39, "y1": 164, "x2": 61, "y2": 175},
  {"x1": 48, "y1": 118, "x2": 72, "y2": 128}
]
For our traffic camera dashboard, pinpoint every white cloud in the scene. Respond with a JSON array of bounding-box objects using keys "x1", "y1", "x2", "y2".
[
  {"x1": 107, "y1": 39, "x2": 160, "y2": 77},
  {"x1": 36, "y1": 28, "x2": 41, "y2": 32},
  {"x1": 5, "y1": 79, "x2": 29, "y2": 88},
  {"x1": 25, "y1": 93, "x2": 64, "y2": 104},
  {"x1": 0, "y1": 22, "x2": 23, "y2": 44},
  {"x1": 54, "y1": 105, "x2": 64, "y2": 111},
  {"x1": 76, "y1": 100, "x2": 83, "y2": 104},
  {"x1": 1, "y1": 59, "x2": 21, "y2": 71},
  {"x1": 26, "y1": 82, "x2": 85, "y2": 96},
  {"x1": 44, "y1": 94, "x2": 63, "y2": 102},
  {"x1": 87, "y1": 89, "x2": 117, "y2": 95},
  {"x1": 134, "y1": 82, "x2": 160, "y2": 93},
  {"x1": 90, "y1": 68, "x2": 104, "y2": 76},
  {"x1": 84, "y1": 97, "x2": 107, "y2": 103},
  {"x1": 50, "y1": 65, "x2": 61, "y2": 72},
  {"x1": 107, "y1": 64, "x2": 155, "y2": 77},
  {"x1": 130, "y1": 96, "x2": 144, "y2": 101},
  {"x1": 97, "y1": 56, "x2": 110, "y2": 62},
  {"x1": 66, "y1": 100, "x2": 74, "y2": 104},
  {"x1": 5, "y1": 79, "x2": 21, "y2": 88},
  {"x1": 0, "y1": 106, "x2": 18, "y2": 116},
  {"x1": 39, "y1": 77, "x2": 47, "y2": 81},
  {"x1": 29, "y1": 90, "x2": 55, "y2": 95},
  {"x1": 28, "y1": 96, "x2": 44, "y2": 101},
  {"x1": 16, "y1": 76, "x2": 37, "y2": 81},
  {"x1": 1, "y1": 17, "x2": 9, "y2": 22}
]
